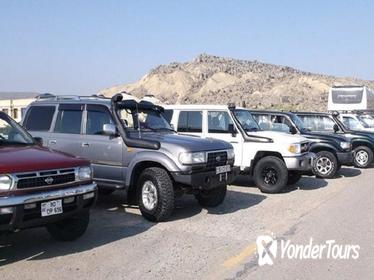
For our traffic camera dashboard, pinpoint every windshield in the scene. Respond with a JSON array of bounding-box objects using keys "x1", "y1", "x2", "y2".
[
  {"x1": 233, "y1": 110, "x2": 261, "y2": 132},
  {"x1": 358, "y1": 115, "x2": 374, "y2": 128},
  {"x1": 342, "y1": 116, "x2": 367, "y2": 130},
  {"x1": 290, "y1": 114, "x2": 308, "y2": 131},
  {"x1": 0, "y1": 114, "x2": 34, "y2": 145},
  {"x1": 119, "y1": 108, "x2": 173, "y2": 132}
]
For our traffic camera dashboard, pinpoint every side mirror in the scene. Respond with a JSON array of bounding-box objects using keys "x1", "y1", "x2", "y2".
[
  {"x1": 33, "y1": 137, "x2": 43, "y2": 146},
  {"x1": 333, "y1": 124, "x2": 339, "y2": 133},
  {"x1": 289, "y1": 126, "x2": 297, "y2": 135},
  {"x1": 228, "y1": 124, "x2": 237, "y2": 137},
  {"x1": 170, "y1": 123, "x2": 175, "y2": 130},
  {"x1": 103, "y1": 124, "x2": 117, "y2": 136}
]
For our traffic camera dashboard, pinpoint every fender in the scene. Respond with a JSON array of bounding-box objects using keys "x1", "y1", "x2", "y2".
[
  {"x1": 309, "y1": 142, "x2": 339, "y2": 153},
  {"x1": 351, "y1": 139, "x2": 374, "y2": 150},
  {"x1": 125, "y1": 151, "x2": 181, "y2": 187}
]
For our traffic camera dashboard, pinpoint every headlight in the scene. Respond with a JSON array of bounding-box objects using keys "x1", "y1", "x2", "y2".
[
  {"x1": 179, "y1": 152, "x2": 206, "y2": 165},
  {"x1": 227, "y1": 149, "x2": 235, "y2": 160},
  {"x1": 340, "y1": 141, "x2": 351, "y2": 150},
  {"x1": 0, "y1": 175, "x2": 12, "y2": 192},
  {"x1": 77, "y1": 166, "x2": 92, "y2": 181},
  {"x1": 288, "y1": 144, "x2": 301, "y2": 154}
]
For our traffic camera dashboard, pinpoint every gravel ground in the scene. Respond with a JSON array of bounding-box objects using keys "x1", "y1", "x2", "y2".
[{"x1": 0, "y1": 166, "x2": 372, "y2": 280}]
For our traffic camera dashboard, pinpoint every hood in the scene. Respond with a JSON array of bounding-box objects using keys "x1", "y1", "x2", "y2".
[
  {"x1": 301, "y1": 131, "x2": 349, "y2": 143},
  {"x1": 0, "y1": 145, "x2": 89, "y2": 174},
  {"x1": 129, "y1": 132, "x2": 231, "y2": 152},
  {"x1": 248, "y1": 130, "x2": 308, "y2": 144}
]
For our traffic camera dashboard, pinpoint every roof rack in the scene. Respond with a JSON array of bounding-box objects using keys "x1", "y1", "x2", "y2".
[{"x1": 35, "y1": 93, "x2": 110, "y2": 101}]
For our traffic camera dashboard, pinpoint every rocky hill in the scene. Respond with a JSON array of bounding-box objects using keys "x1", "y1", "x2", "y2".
[{"x1": 100, "y1": 54, "x2": 374, "y2": 111}]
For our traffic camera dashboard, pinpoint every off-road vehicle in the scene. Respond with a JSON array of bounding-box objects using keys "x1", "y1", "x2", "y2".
[
  {"x1": 164, "y1": 105, "x2": 315, "y2": 193},
  {"x1": 23, "y1": 94, "x2": 237, "y2": 222},
  {"x1": 0, "y1": 112, "x2": 97, "y2": 240},
  {"x1": 250, "y1": 110, "x2": 353, "y2": 179},
  {"x1": 297, "y1": 111, "x2": 374, "y2": 168}
]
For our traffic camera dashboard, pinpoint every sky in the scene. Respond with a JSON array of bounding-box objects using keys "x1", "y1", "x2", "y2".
[{"x1": 0, "y1": 0, "x2": 373, "y2": 94}]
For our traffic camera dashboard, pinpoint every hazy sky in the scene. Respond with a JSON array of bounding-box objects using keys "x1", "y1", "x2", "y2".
[{"x1": 0, "y1": 0, "x2": 373, "y2": 94}]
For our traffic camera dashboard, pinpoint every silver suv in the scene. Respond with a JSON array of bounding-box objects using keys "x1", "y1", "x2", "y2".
[{"x1": 22, "y1": 94, "x2": 238, "y2": 222}]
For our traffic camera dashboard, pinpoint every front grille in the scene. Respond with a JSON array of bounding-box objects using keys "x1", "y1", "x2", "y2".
[
  {"x1": 15, "y1": 168, "x2": 76, "y2": 189},
  {"x1": 206, "y1": 151, "x2": 228, "y2": 169},
  {"x1": 301, "y1": 142, "x2": 310, "y2": 153}
]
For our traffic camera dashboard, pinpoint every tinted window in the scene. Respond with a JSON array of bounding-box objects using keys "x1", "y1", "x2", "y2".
[
  {"x1": 86, "y1": 107, "x2": 113, "y2": 135},
  {"x1": 178, "y1": 111, "x2": 202, "y2": 132},
  {"x1": 299, "y1": 115, "x2": 335, "y2": 132},
  {"x1": 208, "y1": 111, "x2": 233, "y2": 133},
  {"x1": 162, "y1": 109, "x2": 174, "y2": 124},
  {"x1": 24, "y1": 106, "x2": 56, "y2": 131},
  {"x1": 54, "y1": 107, "x2": 82, "y2": 134}
]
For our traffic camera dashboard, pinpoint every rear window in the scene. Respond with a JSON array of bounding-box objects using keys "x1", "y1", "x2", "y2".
[
  {"x1": 178, "y1": 111, "x2": 202, "y2": 132},
  {"x1": 54, "y1": 104, "x2": 83, "y2": 134},
  {"x1": 24, "y1": 106, "x2": 56, "y2": 131}
]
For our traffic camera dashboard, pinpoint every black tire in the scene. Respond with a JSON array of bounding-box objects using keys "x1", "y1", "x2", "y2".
[
  {"x1": 353, "y1": 146, "x2": 373, "y2": 168},
  {"x1": 287, "y1": 171, "x2": 302, "y2": 185},
  {"x1": 46, "y1": 210, "x2": 89, "y2": 241},
  {"x1": 313, "y1": 151, "x2": 338, "y2": 178},
  {"x1": 195, "y1": 185, "x2": 227, "y2": 207},
  {"x1": 137, "y1": 167, "x2": 174, "y2": 222},
  {"x1": 98, "y1": 188, "x2": 115, "y2": 195},
  {"x1": 253, "y1": 156, "x2": 288, "y2": 193}
]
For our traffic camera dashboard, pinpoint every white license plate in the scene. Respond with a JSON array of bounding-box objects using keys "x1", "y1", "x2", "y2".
[
  {"x1": 216, "y1": 165, "x2": 231, "y2": 174},
  {"x1": 41, "y1": 199, "x2": 63, "y2": 217}
]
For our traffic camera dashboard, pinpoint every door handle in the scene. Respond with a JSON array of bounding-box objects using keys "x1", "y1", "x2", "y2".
[
  {"x1": 49, "y1": 140, "x2": 57, "y2": 145},
  {"x1": 82, "y1": 142, "x2": 90, "y2": 147}
]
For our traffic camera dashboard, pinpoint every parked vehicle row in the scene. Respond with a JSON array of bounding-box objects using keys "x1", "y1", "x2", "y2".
[{"x1": 2, "y1": 91, "x2": 373, "y2": 241}]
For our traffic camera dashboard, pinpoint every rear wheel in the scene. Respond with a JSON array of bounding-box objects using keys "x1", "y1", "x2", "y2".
[
  {"x1": 46, "y1": 210, "x2": 90, "y2": 241},
  {"x1": 195, "y1": 185, "x2": 227, "y2": 207},
  {"x1": 287, "y1": 171, "x2": 302, "y2": 185},
  {"x1": 137, "y1": 167, "x2": 174, "y2": 222},
  {"x1": 253, "y1": 156, "x2": 288, "y2": 193},
  {"x1": 313, "y1": 151, "x2": 338, "y2": 178},
  {"x1": 353, "y1": 146, "x2": 373, "y2": 168}
]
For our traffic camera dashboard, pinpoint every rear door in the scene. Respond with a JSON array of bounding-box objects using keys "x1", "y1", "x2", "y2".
[
  {"x1": 81, "y1": 104, "x2": 124, "y2": 185},
  {"x1": 48, "y1": 103, "x2": 85, "y2": 156}
]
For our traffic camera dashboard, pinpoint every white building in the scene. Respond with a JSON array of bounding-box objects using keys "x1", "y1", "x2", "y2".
[{"x1": 0, "y1": 92, "x2": 39, "y2": 122}]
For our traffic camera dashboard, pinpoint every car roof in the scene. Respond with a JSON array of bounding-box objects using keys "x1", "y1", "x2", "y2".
[
  {"x1": 248, "y1": 110, "x2": 295, "y2": 116},
  {"x1": 163, "y1": 104, "x2": 246, "y2": 110},
  {"x1": 293, "y1": 111, "x2": 331, "y2": 116},
  {"x1": 30, "y1": 96, "x2": 113, "y2": 107}
]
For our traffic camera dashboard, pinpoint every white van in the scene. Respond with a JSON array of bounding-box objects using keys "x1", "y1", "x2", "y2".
[
  {"x1": 328, "y1": 85, "x2": 374, "y2": 112},
  {"x1": 164, "y1": 104, "x2": 315, "y2": 193}
]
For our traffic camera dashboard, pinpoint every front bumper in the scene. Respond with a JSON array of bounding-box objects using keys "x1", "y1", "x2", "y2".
[
  {"x1": 0, "y1": 183, "x2": 97, "y2": 232},
  {"x1": 284, "y1": 152, "x2": 316, "y2": 171},
  {"x1": 337, "y1": 151, "x2": 354, "y2": 165},
  {"x1": 172, "y1": 166, "x2": 239, "y2": 190}
]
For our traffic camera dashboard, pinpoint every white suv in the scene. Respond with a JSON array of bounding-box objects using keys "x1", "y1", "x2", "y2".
[
  {"x1": 163, "y1": 104, "x2": 315, "y2": 193},
  {"x1": 338, "y1": 113, "x2": 374, "y2": 132}
]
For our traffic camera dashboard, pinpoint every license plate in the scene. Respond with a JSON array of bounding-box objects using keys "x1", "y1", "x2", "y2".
[
  {"x1": 216, "y1": 165, "x2": 231, "y2": 174},
  {"x1": 41, "y1": 199, "x2": 63, "y2": 217}
]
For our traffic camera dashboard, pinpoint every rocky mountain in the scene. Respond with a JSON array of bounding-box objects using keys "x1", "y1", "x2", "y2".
[{"x1": 100, "y1": 54, "x2": 374, "y2": 111}]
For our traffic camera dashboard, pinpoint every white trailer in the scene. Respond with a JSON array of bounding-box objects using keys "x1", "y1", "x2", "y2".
[{"x1": 328, "y1": 85, "x2": 374, "y2": 112}]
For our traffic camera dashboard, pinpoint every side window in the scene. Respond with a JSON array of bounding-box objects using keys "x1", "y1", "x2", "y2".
[
  {"x1": 253, "y1": 114, "x2": 272, "y2": 130},
  {"x1": 162, "y1": 109, "x2": 174, "y2": 124},
  {"x1": 24, "y1": 106, "x2": 56, "y2": 131},
  {"x1": 178, "y1": 111, "x2": 202, "y2": 132},
  {"x1": 270, "y1": 115, "x2": 292, "y2": 132},
  {"x1": 208, "y1": 111, "x2": 233, "y2": 133},
  {"x1": 54, "y1": 104, "x2": 83, "y2": 134},
  {"x1": 86, "y1": 105, "x2": 114, "y2": 135}
]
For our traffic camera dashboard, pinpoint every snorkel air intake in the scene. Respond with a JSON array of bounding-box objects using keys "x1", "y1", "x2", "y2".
[{"x1": 111, "y1": 93, "x2": 160, "y2": 150}]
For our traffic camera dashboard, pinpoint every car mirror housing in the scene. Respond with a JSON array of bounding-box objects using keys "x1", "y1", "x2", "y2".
[
  {"x1": 103, "y1": 124, "x2": 117, "y2": 136},
  {"x1": 333, "y1": 124, "x2": 339, "y2": 133}
]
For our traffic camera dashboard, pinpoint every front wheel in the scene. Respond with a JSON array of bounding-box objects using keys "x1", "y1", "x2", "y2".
[
  {"x1": 195, "y1": 185, "x2": 227, "y2": 207},
  {"x1": 137, "y1": 167, "x2": 175, "y2": 222},
  {"x1": 46, "y1": 210, "x2": 90, "y2": 241},
  {"x1": 253, "y1": 156, "x2": 288, "y2": 193},
  {"x1": 287, "y1": 171, "x2": 302, "y2": 185},
  {"x1": 313, "y1": 151, "x2": 338, "y2": 178},
  {"x1": 353, "y1": 146, "x2": 373, "y2": 168}
]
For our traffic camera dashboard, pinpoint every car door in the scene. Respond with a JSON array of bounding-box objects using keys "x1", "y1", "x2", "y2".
[
  {"x1": 206, "y1": 110, "x2": 243, "y2": 166},
  {"x1": 48, "y1": 103, "x2": 85, "y2": 156},
  {"x1": 82, "y1": 104, "x2": 124, "y2": 186}
]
